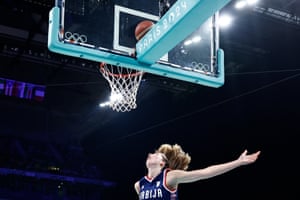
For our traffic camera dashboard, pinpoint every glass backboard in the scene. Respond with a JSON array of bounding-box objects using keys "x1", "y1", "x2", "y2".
[{"x1": 48, "y1": 0, "x2": 231, "y2": 87}]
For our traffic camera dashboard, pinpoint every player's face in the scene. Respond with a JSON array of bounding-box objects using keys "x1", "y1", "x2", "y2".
[{"x1": 146, "y1": 152, "x2": 165, "y2": 168}]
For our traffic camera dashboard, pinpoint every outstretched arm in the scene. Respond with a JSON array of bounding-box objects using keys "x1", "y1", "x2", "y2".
[{"x1": 167, "y1": 150, "x2": 260, "y2": 187}]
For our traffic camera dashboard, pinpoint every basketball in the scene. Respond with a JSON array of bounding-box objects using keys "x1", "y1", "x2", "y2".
[{"x1": 135, "y1": 20, "x2": 154, "y2": 41}]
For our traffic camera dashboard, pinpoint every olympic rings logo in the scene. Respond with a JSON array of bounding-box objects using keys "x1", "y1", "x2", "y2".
[
  {"x1": 65, "y1": 31, "x2": 87, "y2": 43},
  {"x1": 191, "y1": 62, "x2": 210, "y2": 72}
]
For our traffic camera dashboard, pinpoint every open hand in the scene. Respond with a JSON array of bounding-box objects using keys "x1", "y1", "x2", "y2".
[{"x1": 238, "y1": 150, "x2": 261, "y2": 165}]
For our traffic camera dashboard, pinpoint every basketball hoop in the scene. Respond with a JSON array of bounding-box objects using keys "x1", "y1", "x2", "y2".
[{"x1": 99, "y1": 62, "x2": 144, "y2": 112}]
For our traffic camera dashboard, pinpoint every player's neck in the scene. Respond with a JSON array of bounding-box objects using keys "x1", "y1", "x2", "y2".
[{"x1": 147, "y1": 166, "x2": 162, "y2": 179}]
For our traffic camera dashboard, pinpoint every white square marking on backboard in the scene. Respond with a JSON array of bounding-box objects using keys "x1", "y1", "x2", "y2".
[{"x1": 114, "y1": 5, "x2": 168, "y2": 61}]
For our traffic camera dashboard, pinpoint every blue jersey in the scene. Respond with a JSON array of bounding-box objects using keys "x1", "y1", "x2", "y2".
[{"x1": 138, "y1": 168, "x2": 178, "y2": 200}]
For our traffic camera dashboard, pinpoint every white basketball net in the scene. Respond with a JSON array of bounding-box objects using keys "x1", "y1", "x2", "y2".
[{"x1": 99, "y1": 63, "x2": 144, "y2": 112}]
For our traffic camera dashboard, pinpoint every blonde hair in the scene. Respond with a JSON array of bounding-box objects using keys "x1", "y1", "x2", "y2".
[{"x1": 156, "y1": 144, "x2": 191, "y2": 170}]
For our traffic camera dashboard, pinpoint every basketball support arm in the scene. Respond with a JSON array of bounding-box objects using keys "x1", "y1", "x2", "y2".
[
  {"x1": 48, "y1": 2, "x2": 228, "y2": 87},
  {"x1": 136, "y1": 0, "x2": 232, "y2": 64}
]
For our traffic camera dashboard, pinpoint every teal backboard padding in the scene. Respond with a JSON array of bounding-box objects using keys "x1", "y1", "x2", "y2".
[{"x1": 48, "y1": 2, "x2": 226, "y2": 88}]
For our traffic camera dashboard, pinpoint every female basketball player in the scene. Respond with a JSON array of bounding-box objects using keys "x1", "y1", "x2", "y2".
[{"x1": 134, "y1": 144, "x2": 260, "y2": 200}]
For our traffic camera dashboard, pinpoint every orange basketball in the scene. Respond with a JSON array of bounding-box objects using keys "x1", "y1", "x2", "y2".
[{"x1": 135, "y1": 20, "x2": 154, "y2": 41}]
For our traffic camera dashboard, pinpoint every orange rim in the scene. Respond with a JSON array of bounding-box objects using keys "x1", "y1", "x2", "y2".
[{"x1": 99, "y1": 62, "x2": 144, "y2": 78}]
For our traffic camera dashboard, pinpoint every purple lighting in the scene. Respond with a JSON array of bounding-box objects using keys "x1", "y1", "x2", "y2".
[{"x1": 0, "y1": 77, "x2": 46, "y2": 102}]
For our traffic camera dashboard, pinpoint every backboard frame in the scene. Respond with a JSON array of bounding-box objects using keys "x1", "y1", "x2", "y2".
[{"x1": 48, "y1": 0, "x2": 229, "y2": 87}]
